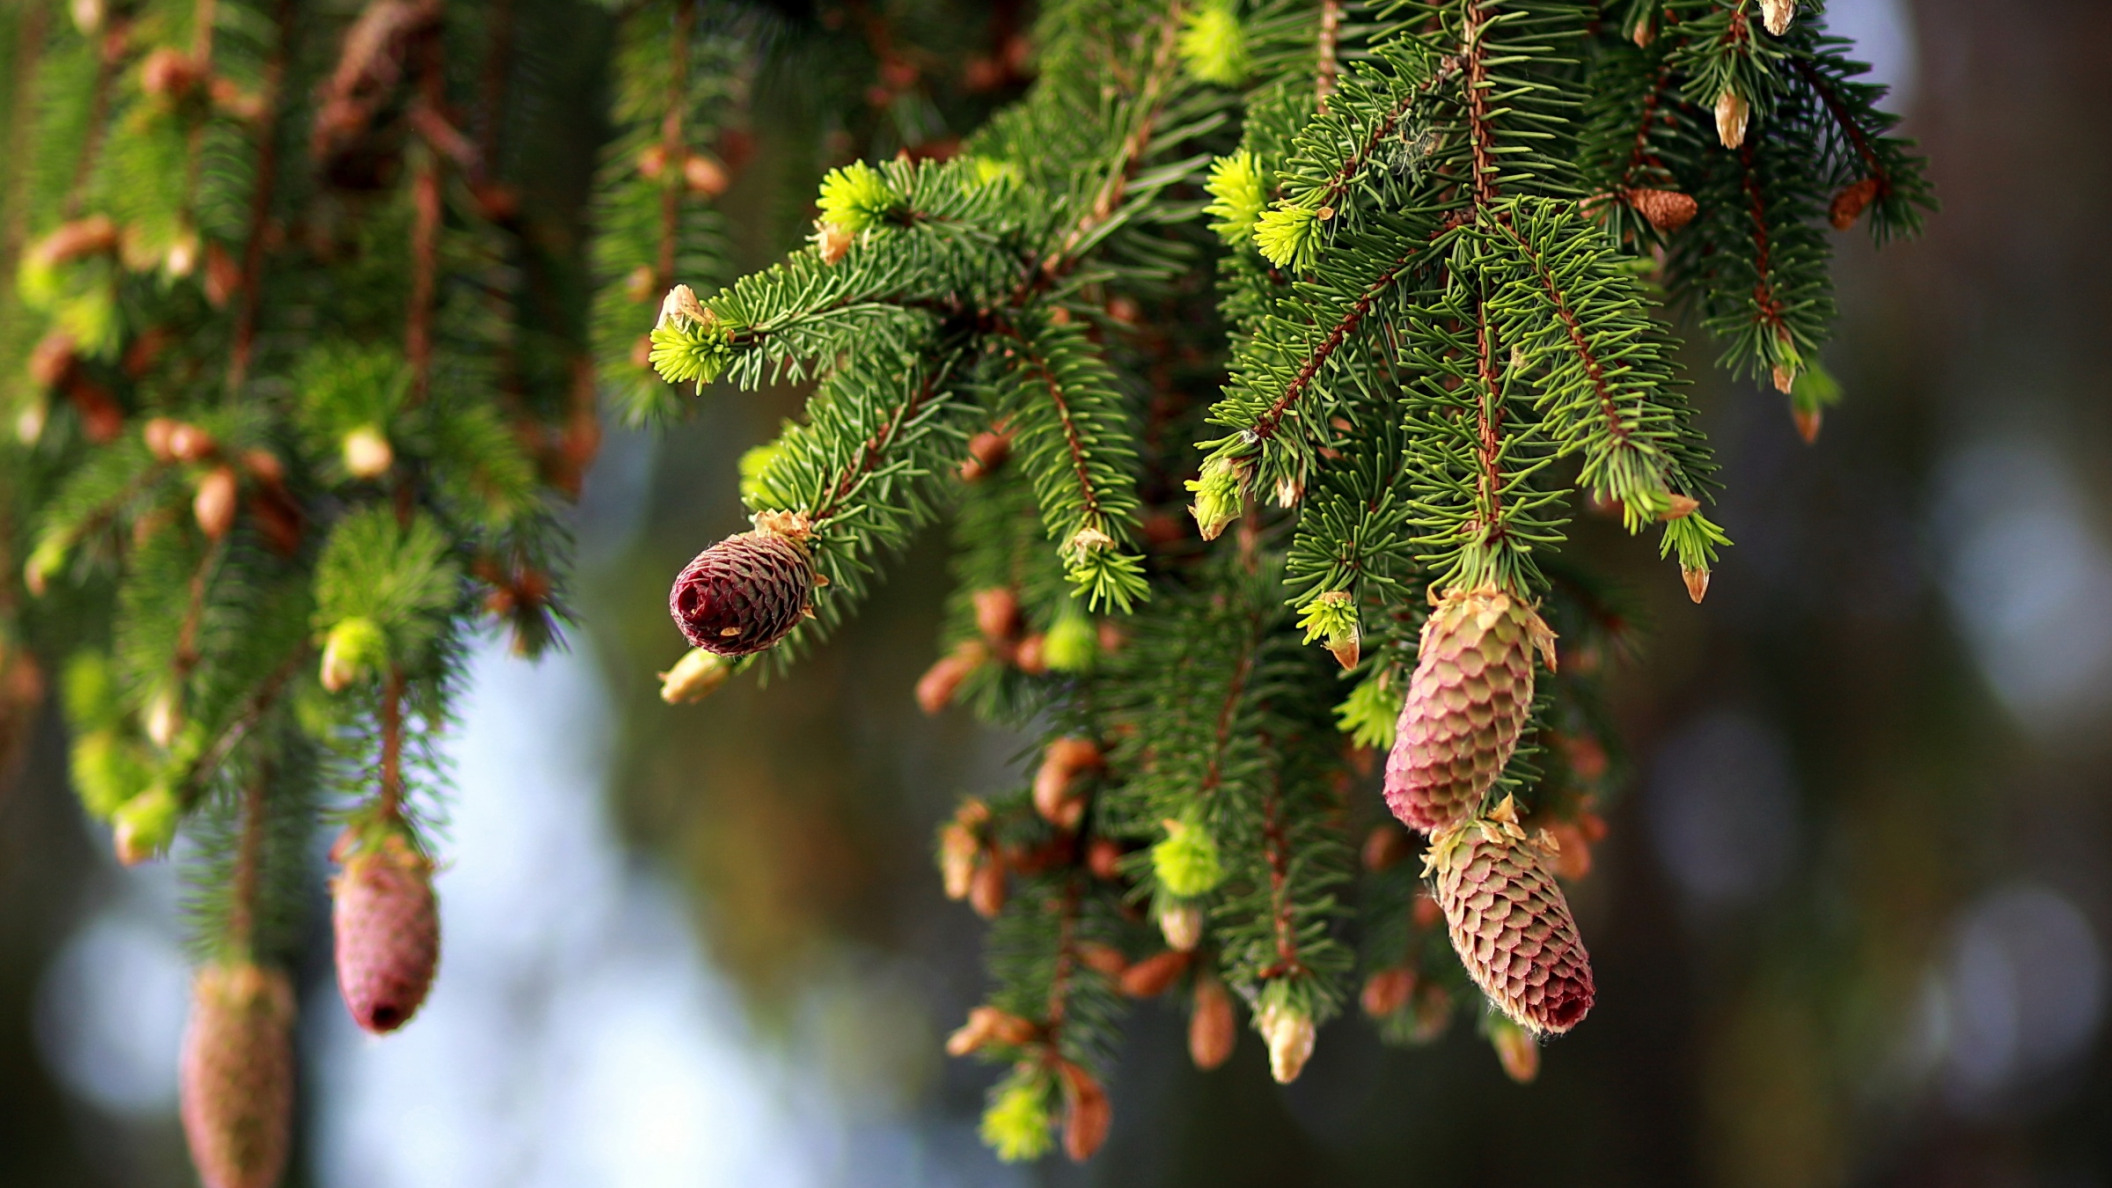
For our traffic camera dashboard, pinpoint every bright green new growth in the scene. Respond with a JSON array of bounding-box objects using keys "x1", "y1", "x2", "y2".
[
  {"x1": 1205, "y1": 150, "x2": 1269, "y2": 246},
  {"x1": 1152, "y1": 816, "x2": 1227, "y2": 898},
  {"x1": 980, "y1": 1069, "x2": 1056, "y2": 1163},
  {"x1": 1178, "y1": 0, "x2": 1250, "y2": 86}
]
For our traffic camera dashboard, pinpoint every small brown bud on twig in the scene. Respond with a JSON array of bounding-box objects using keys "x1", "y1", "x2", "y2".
[
  {"x1": 1118, "y1": 949, "x2": 1191, "y2": 998},
  {"x1": 1794, "y1": 405, "x2": 1823, "y2": 445},
  {"x1": 939, "y1": 820, "x2": 980, "y2": 900},
  {"x1": 1076, "y1": 942, "x2": 1129, "y2": 979},
  {"x1": 1682, "y1": 565, "x2": 1711, "y2": 604},
  {"x1": 683, "y1": 153, "x2": 730, "y2": 197},
  {"x1": 1623, "y1": 187, "x2": 1698, "y2": 233},
  {"x1": 1714, "y1": 91, "x2": 1749, "y2": 149},
  {"x1": 1362, "y1": 823, "x2": 1410, "y2": 872},
  {"x1": 968, "y1": 856, "x2": 1007, "y2": 918},
  {"x1": 958, "y1": 430, "x2": 1012, "y2": 480},
  {"x1": 194, "y1": 467, "x2": 238, "y2": 540},
  {"x1": 916, "y1": 641, "x2": 986, "y2": 713},
  {"x1": 1759, "y1": 0, "x2": 1796, "y2": 36},
  {"x1": 1189, "y1": 975, "x2": 1236, "y2": 1070},
  {"x1": 973, "y1": 587, "x2": 1021, "y2": 645},
  {"x1": 1491, "y1": 1022, "x2": 1540, "y2": 1083},
  {"x1": 1057, "y1": 1061, "x2": 1110, "y2": 1162},
  {"x1": 1085, "y1": 836, "x2": 1123, "y2": 881},
  {"x1": 1830, "y1": 177, "x2": 1881, "y2": 230},
  {"x1": 1361, "y1": 967, "x2": 1416, "y2": 1018},
  {"x1": 1157, "y1": 901, "x2": 1202, "y2": 952}
]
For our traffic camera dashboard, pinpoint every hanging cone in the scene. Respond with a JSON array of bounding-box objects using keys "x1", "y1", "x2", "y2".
[
  {"x1": 668, "y1": 513, "x2": 815, "y2": 656},
  {"x1": 332, "y1": 830, "x2": 440, "y2": 1033},
  {"x1": 1383, "y1": 587, "x2": 1555, "y2": 833},
  {"x1": 180, "y1": 963, "x2": 295, "y2": 1188},
  {"x1": 1425, "y1": 798, "x2": 1594, "y2": 1035}
]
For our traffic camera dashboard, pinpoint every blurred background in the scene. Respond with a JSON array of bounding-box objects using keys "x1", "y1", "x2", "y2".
[{"x1": 7, "y1": 0, "x2": 2112, "y2": 1183}]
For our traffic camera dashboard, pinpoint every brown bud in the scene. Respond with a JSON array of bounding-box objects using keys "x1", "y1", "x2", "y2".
[
  {"x1": 141, "y1": 48, "x2": 202, "y2": 99},
  {"x1": 959, "y1": 429, "x2": 1011, "y2": 481},
  {"x1": 194, "y1": 467, "x2": 239, "y2": 540},
  {"x1": 1714, "y1": 91, "x2": 1750, "y2": 149},
  {"x1": 972, "y1": 587, "x2": 1022, "y2": 645},
  {"x1": 816, "y1": 222, "x2": 854, "y2": 264},
  {"x1": 1491, "y1": 1022, "x2": 1540, "y2": 1083},
  {"x1": 939, "y1": 820, "x2": 980, "y2": 900},
  {"x1": 1118, "y1": 949, "x2": 1191, "y2": 998},
  {"x1": 1076, "y1": 941, "x2": 1129, "y2": 979},
  {"x1": 968, "y1": 856, "x2": 1007, "y2": 918},
  {"x1": 1624, "y1": 187, "x2": 1697, "y2": 233},
  {"x1": 29, "y1": 332, "x2": 79, "y2": 388},
  {"x1": 1830, "y1": 177, "x2": 1881, "y2": 231},
  {"x1": 946, "y1": 1005, "x2": 1037, "y2": 1055},
  {"x1": 1544, "y1": 820, "x2": 1593, "y2": 881},
  {"x1": 30, "y1": 215, "x2": 120, "y2": 268},
  {"x1": 1660, "y1": 493, "x2": 1701, "y2": 522},
  {"x1": 1412, "y1": 890, "x2": 1443, "y2": 931},
  {"x1": 1759, "y1": 0, "x2": 1796, "y2": 35},
  {"x1": 1793, "y1": 404, "x2": 1822, "y2": 445},
  {"x1": 1189, "y1": 974, "x2": 1236, "y2": 1070},
  {"x1": 1014, "y1": 633, "x2": 1048, "y2": 675},
  {"x1": 1361, "y1": 967, "x2": 1416, "y2": 1018},
  {"x1": 168, "y1": 421, "x2": 217, "y2": 462},
  {"x1": 636, "y1": 143, "x2": 669, "y2": 180},
  {"x1": 1032, "y1": 737, "x2": 1100, "y2": 829},
  {"x1": 683, "y1": 153, "x2": 730, "y2": 197},
  {"x1": 916, "y1": 641, "x2": 986, "y2": 713},
  {"x1": 1085, "y1": 836, "x2": 1123, "y2": 881},
  {"x1": 1057, "y1": 1061, "x2": 1110, "y2": 1162},
  {"x1": 1362, "y1": 823, "x2": 1410, "y2": 872},
  {"x1": 1682, "y1": 565, "x2": 1711, "y2": 604}
]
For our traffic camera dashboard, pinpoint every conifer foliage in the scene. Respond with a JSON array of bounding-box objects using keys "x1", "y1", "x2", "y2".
[{"x1": 0, "y1": 0, "x2": 1928, "y2": 1178}]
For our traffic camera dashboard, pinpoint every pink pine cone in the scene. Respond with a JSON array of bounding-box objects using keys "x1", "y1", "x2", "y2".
[
  {"x1": 1426, "y1": 800, "x2": 1594, "y2": 1034},
  {"x1": 1384, "y1": 586, "x2": 1554, "y2": 833},
  {"x1": 180, "y1": 962, "x2": 295, "y2": 1188},
  {"x1": 333, "y1": 832, "x2": 439, "y2": 1033}
]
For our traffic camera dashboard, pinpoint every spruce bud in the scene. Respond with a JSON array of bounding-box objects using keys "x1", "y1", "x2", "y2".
[
  {"x1": 1185, "y1": 456, "x2": 1244, "y2": 541},
  {"x1": 342, "y1": 426, "x2": 394, "y2": 479},
  {"x1": 194, "y1": 467, "x2": 239, "y2": 540},
  {"x1": 1032, "y1": 737, "x2": 1100, "y2": 829},
  {"x1": 1157, "y1": 900, "x2": 1203, "y2": 952},
  {"x1": 1043, "y1": 610, "x2": 1098, "y2": 673},
  {"x1": 657, "y1": 647, "x2": 730, "y2": 704},
  {"x1": 1715, "y1": 90, "x2": 1750, "y2": 149},
  {"x1": 113, "y1": 782, "x2": 180, "y2": 864},
  {"x1": 1623, "y1": 187, "x2": 1698, "y2": 233},
  {"x1": 968, "y1": 855, "x2": 1007, "y2": 918},
  {"x1": 1118, "y1": 949, "x2": 1191, "y2": 998},
  {"x1": 1830, "y1": 177, "x2": 1881, "y2": 230},
  {"x1": 1189, "y1": 974, "x2": 1236, "y2": 1070},
  {"x1": 1759, "y1": 0, "x2": 1796, "y2": 35},
  {"x1": 147, "y1": 686, "x2": 184, "y2": 748},
  {"x1": 972, "y1": 587, "x2": 1021, "y2": 645},
  {"x1": 1361, "y1": 967, "x2": 1416, "y2": 1019},
  {"x1": 331, "y1": 829, "x2": 440, "y2": 1033},
  {"x1": 1057, "y1": 1061, "x2": 1111, "y2": 1162},
  {"x1": 1258, "y1": 994, "x2": 1315, "y2": 1083},
  {"x1": 320, "y1": 617, "x2": 386, "y2": 693},
  {"x1": 1488, "y1": 1017, "x2": 1540, "y2": 1083},
  {"x1": 180, "y1": 963, "x2": 295, "y2": 1188},
  {"x1": 168, "y1": 422, "x2": 218, "y2": 462},
  {"x1": 938, "y1": 820, "x2": 980, "y2": 900},
  {"x1": 683, "y1": 153, "x2": 730, "y2": 197},
  {"x1": 1150, "y1": 817, "x2": 1223, "y2": 898},
  {"x1": 980, "y1": 1069, "x2": 1054, "y2": 1163},
  {"x1": 916, "y1": 641, "x2": 985, "y2": 713},
  {"x1": 1682, "y1": 564, "x2": 1711, "y2": 604}
]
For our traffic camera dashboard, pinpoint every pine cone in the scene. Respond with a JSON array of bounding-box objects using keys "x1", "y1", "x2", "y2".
[
  {"x1": 1384, "y1": 587, "x2": 1554, "y2": 833},
  {"x1": 1426, "y1": 799, "x2": 1594, "y2": 1035},
  {"x1": 332, "y1": 831, "x2": 439, "y2": 1033},
  {"x1": 180, "y1": 963, "x2": 295, "y2": 1188},
  {"x1": 668, "y1": 517, "x2": 814, "y2": 656}
]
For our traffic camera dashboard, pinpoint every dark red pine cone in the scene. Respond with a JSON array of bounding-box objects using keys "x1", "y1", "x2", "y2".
[{"x1": 668, "y1": 517, "x2": 815, "y2": 656}]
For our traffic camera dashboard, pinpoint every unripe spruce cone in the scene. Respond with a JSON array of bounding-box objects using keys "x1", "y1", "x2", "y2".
[
  {"x1": 1384, "y1": 586, "x2": 1556, "y2": 833},
  {"x1": 1425, "y1": 798, "x2": 1594, "y2": 1035},
  {"x1": 332, "y1": 831, "x2": 439, "y2": 1033},
  {"x1": 668, "y1": 512, "x2": 816, "y2": 656},
  {"x1": 180, "y1": 963, "x2": 295, "y2": 1188}
]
